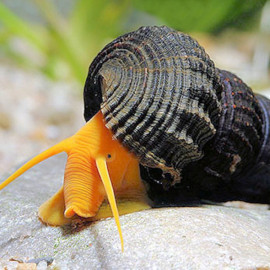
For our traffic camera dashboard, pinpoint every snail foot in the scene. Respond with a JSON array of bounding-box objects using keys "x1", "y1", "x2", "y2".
[
  {"x1": 38, "y1": 187, "x2": 71, "y2": 226},
  {"x1": 84, "y1": 199, "x2": 151, "y2": 222}
]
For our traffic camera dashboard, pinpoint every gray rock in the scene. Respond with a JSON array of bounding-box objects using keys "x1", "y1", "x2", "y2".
[{"x1": 0, "y1": 154, "x2": 270, "y2": 270}]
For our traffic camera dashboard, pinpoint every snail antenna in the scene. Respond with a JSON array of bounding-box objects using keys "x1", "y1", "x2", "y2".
[
  {"x1": 96, "y1": 156, "x2": 124, "y2": 252},
  {"x1": 0, "y1": 138, "x2": 72, "y2": 190}
]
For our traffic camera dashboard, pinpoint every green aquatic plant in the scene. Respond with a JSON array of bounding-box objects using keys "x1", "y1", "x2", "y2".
[
  {"x1": 0, "y1": 0, "x2": 130, "y2": 84},
  {"x1": 0, "y1": 0, "x2": 266, "y2": 84}
]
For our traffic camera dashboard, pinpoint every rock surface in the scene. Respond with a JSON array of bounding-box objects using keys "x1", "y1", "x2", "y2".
[{"x1": 1, "y1": 155, "x2": 270, "y2": 269}]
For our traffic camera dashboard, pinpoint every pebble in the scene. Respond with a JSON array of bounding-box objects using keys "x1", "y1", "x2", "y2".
[{"x1": 37, "y1": 261, "x2": 48, "y2": 270}]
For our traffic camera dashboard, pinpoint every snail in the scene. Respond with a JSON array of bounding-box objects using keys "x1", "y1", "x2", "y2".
[{"x1": 1, "y1": 26, "x2": 270, "y2": 251}]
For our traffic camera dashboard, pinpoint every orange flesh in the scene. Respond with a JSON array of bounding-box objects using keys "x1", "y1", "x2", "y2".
[
  {"x1": 0, "y1": 138, "x2": 70, "y2": 190},
  {"x1": 96, "y1": 157, "x2": 124, "y2": 251},
  {"x1": 0, "y1": 111, "x2": 150, "y2": 251}
]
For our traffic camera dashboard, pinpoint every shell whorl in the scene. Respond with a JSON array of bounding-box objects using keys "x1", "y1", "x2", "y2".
[
  {"x1": 184, "y1": 70, "x2": 265, "y2": 181},
  {"x1": 84, "y1": 26, "x2": 222, "y2": 181}
]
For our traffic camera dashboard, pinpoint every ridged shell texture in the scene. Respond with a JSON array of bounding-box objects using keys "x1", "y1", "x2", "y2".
[{"x1": 84, "y1": 26, "x2": 222, "y2": 180}]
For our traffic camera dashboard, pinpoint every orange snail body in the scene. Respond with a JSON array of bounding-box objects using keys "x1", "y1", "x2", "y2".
[{"x1": 0, "y1": 111, "x2": 150, "y2": 251}]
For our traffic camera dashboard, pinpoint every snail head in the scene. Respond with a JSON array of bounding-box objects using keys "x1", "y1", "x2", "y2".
[{"x1": 0, "y1": 111, "x2": 149, "y2": 251}]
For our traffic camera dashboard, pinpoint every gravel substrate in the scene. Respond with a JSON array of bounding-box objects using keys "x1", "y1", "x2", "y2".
[{"x1": 0, "y1": 65, "x2": 84, "y2": 177}]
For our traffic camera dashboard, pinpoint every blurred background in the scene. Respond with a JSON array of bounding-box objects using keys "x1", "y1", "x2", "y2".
[{"x1": 0, "y1": 0, "x2": 269, "y2": 175}]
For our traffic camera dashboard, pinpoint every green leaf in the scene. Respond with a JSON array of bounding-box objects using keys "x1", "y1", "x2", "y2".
[
  {"x1": 132, "y1": 0, "x2": 267, "y2": 32},
  {"x1": 0, "y1": 2, "x2": 46, "y2": 51}
]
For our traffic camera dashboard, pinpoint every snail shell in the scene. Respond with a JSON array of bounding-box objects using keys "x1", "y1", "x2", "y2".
[
  {"x1": 84, "y1": 26, "x2": 222, "y2": 183},
  {"x1": 189, "y1": 69, "x2": 264, "y2": 180},
  {"x1": 84, "y1": 25, "x2": 270, "y2": 203},
  {"x1": 175, "y1": 70, "x2": 269, "y2": 204}
]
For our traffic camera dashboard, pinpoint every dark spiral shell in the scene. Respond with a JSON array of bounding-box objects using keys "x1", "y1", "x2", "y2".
[
  {"x1": 84, "y1": 26, "x2": 222, "y2": 182},
  {"x1": 195, "y1": 70, "x2": 264, "y2": 180},
  {"x1": 139, "y1": 69, "x2": 269, "y2": 204},
  {"x1": 84, "y1": 25, "x2": 270, "y2": 204}
]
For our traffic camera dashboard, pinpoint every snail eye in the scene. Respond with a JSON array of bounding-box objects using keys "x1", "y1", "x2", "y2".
[{"x1": 106, "y1": 152, "x2": 115, "y2": 162}]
